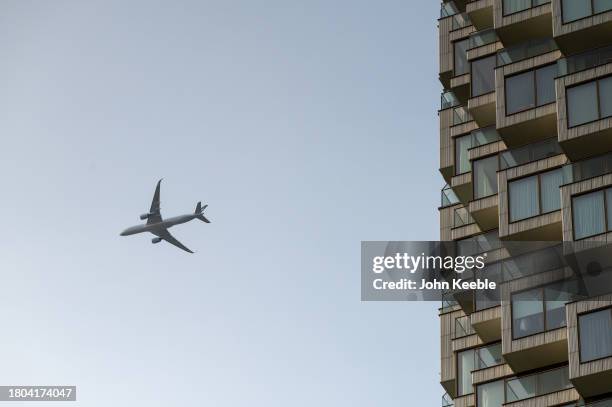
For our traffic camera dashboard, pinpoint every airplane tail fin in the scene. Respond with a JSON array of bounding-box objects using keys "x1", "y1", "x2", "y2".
[{"x1": 195, "y1": 201, "x2": 210, "y2": 223}]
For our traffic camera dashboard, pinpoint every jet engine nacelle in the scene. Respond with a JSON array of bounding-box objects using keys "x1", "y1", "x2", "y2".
[
  {"x1": 140, "y1": 213, "x2": 152, "y2": 220},
  {"x1": 152, "y1": 237, "x2": 162, "y2": 244}
]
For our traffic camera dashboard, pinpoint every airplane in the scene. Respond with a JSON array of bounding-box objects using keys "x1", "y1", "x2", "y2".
[{"x1": 120, "y1": 179, "x2": 210, "y2": 253}]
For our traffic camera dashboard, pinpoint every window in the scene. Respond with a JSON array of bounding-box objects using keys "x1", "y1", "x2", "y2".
[
  {"x1": 455, "y1": 39, "x2": 470, "y2": 76},
  {"x1": 472, "y1": 56, "x2": 496, "y2": 97},
  {"x1": 562, "y1": 0, "x2": 612, "y2": 23},
  {"x1": 508, "y1": 168, "x2": 563, "y2": 222},
  {"x1": 567, "y1": 76, "x2": 612, "y2": 127},
  {"x1": 457, "y1": 230, "x2": 501, "y2": 256},
  {"x1": 505, "y1": 64, "x2": 557, "y2": 115},
  {"x1": 579, "y1": 308, "x2": 612, "y2": 362},
  {"x1": 456, "y1": 134, "x2": 472, "y2": 175},
  {"x1": 512, "y1": 281, "x2": 579, "y2": 339},
  {"x1": 459, "y1": 344, "x2": 504, "y2": 396},
  {"x1": 477, "y1": 380, "x2": 504, "y2": 407},
  {"x1": 571, "y1": 186, "x2": 612, "y2": 240},
  {"x1": 473, "y1": 155, "x2": 499, "y2": 199},
  {"x1": 505, "y1": 366, "x2": 571, "y2": 402},
  {"x1": 503, "y1": 0, "x2": 550, "y2": 16}
]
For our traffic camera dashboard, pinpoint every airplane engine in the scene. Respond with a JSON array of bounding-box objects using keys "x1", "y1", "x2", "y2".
[
  {"x1": 140, "y1": 213, "x2": 151, "y2": 220},
  {"x1": 152, "y1": 237, "x2": 162, "y2": 244}
]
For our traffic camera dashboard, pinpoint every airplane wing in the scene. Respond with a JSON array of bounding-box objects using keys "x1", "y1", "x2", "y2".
[
  {"x1": 147, "y1": 179, "x2": 163, "y2": 224},
  {"x1": 152, "y1": 229, "x2": 194, "y2": 254}
]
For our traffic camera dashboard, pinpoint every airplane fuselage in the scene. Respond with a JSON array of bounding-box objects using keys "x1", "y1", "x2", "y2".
[{"x1": 120, "y1": 213, "x2": 197, "y2": 236}]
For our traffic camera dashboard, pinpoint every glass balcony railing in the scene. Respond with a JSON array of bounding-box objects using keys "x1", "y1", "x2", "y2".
[
  {"x1": 468, "y1": 29, "x2": 498, "y2": 50},
  {"x1": 442, "y1": 184, "x2": 460, "y2": 207},
  {"x1": 497, "y1": 38, "x2": 558, "y2": 66},
  {"x1": 441, "y1": 1, "x2": 459, "y2": 18},
  {"x1": 442, "y1": 393, "x2": 454, "y2": 407},
  {"x1": 441, "y1": 90, "x2": 460, "y2": 110},
  {"x1": 454, "y1": 315, "x2": 475, "y2": 338},
  {"x1": 452, "y1": 12, "x2": 472, "y2": 30},
  {"x1": 471, "y1": 126, "x2": 501, "y2": 147},
  {"x1": 442, "y1": 291, "x2": 459, "y2": 310},
  {"x1": 499, "y1": 138, "x2": 563, "y2": 170},
  {"x1": 454, "y1": 206, "x2": 475, "y2": 228},
  {"x1": 505, "y1": 366, "x2": 571, "y2": 403},
  {"x1": 453, "y1": 106, "x2": 473, "y2": 125},
  {"x1": 562, "y1": 153, "x2": 612, "y2": 185},
  {"x1": 557, "y1": 45, "x2": 612, "y2": 76}
]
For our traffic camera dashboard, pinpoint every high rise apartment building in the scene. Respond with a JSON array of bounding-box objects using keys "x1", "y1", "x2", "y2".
[{"x1": 437, "y1": 1, "x2": 612, "y2": 406}]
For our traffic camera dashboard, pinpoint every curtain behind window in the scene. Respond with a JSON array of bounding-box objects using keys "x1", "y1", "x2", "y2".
[
  {"x1": 536, "y1": 65, "x2": 557, "y2": 106},
  {"x1": 594, "y1": 0, "x2": 612, "y2": 13},
  {"x1": 562, "y1": 0, "x2": 592, "y2": 22},
  {"x1": 504, "y1": 0, "x2": 531, "y2": 14},
  {"x1": 579, "y1": 309, "x2": 612, "y2": 362},
  {"x1": 509, "y1": 176, "x2": 538, "y2": 222},
  {"x1": 478, "y1": 380, "x2": 504, "y2": 407},
  {"x1": 599, "y1": 76, "x2": 612, "y2": 119},
  {"x1": 474, "y1": 156, "x2": 499, "y2": 199},
  {"x1": 567, "y1": 81, "x2": 598, "y2": 127},
  {"x1": 540, "y1": 169, "x2": 563, "y2": 213},
  {"x1": 572, "y1": 191, "x2": 605, "y2": 239}
]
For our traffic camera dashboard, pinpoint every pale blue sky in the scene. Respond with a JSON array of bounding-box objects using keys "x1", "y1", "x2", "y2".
[{"x1": 0, "y1": 1, "x2": 442, "y2": 406}]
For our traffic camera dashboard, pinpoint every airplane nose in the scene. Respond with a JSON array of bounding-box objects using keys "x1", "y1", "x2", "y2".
[{"x1": 120, "y1": 230, "x2": 128, "y2": 236}]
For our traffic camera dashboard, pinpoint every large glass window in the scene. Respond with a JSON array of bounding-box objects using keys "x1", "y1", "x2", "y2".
[
  {"x1": 472, "y1": 55, "x2": 496, "y2": 97},
  {"x1": 474, "y1": 156, "x2": 499, "y2": 199},
  {"x1": 508, "y1": 168, "x2": 563, "y2": 222},
  {"x1": 456, "y1": 134, "x2": 472, "y2": 175},
  {"x1": 579, "y1": 308, "x2": 612, "y2": 362},
  {"x1": 562, "y1": 0, "x2": 612, "y2": 22},
  {"x1": 477, "y1": 380, "x2": 504, "y2": 407},
  {"x1": 455, "y1": 39, "x2": 470, "y2": 76},
  {"x1": 503, "y1": 0, "x2": 549, "y2": 15},
  {"x1": 512, "y1": 281, "x2": 578, "y2": 339},
  {"x1": 567, "y1": 76, "x2": 612, "y2": 127},
  {"x1": 505, "y1": 65, "x2": 557, "y2": 115}
]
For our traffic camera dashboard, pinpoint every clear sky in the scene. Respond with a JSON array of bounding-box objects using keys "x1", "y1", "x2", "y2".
[{"x1": 0, "y1": 1, "x2": 443, "y2": 406}]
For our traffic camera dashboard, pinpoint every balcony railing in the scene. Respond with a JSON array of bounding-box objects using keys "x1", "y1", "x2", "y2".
[
  {"x1": 454, "y1": 206, "x2": 475, "y2": 227},
  {"x1": 562, "y1": 152, "x2": 612, "y2": 185},
  {"x1": 499, "y1": 138, "x2": 563, "y2": 170},
  {"x1": 454, "y1": 315, "x2": 475, "y2": 338},
  {"x1": 453, "y1": 106, "x2": 473, "y2": 125},
  {"x1": 452, "y1": 12, "x2": 472, "y2": 30},
  {"x1": 441, "y1": 1, "x2": 460, "y2": 18},
  {"x1": 442, "y1": 184, "x2": 460, "y2": 207},
  {"x1": 557, "y1": 45, "x2": 612, "y2": 76},
  {"x1": 442, "y1": 392, "x2": 454, "y2": 407},
  {"x1": 471, "y1": 126, "x2": 501, "y2": 146},
  {"x1": 505, "y1": 366, "x2": 572, "y2": 403},
  {"x1": 442, "y1": 291, "x2": 459, "y2": 310},
  {"x1": 468, "y1": 29, "x2": 498, "y2": 49},
  {"x1": 441, "y1": 90, "x2": 460, "y2": 110},
  {"x1": 497, "y1": 38, "x2": 558, "y2": 66}
]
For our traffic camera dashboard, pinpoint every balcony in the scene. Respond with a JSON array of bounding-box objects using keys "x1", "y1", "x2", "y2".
[
  {"x1": 500, "y1": 268, "x2": 576, "y2": 373},
  {"x1": 493, "y1": 0, "x2": 553, "y2": 45},
  {"x1": 467, "y1": 34, "x2": 499, "y2": 127},
  {"x1": 495, "y1": 50, "x2": 561, "y2": 147},
  {"x1": 552, "y1": 0, "x2": 612, "y2": 54},
  {"x1": 467, "y1": 0, "x2": 494, "y2": 30},
  {"x1": 556, "y1": 59, "x2": 612, "y2": 161},
  {"x1": 567, "y1": 295, "x2": 612, "y2": 398},
  {"x1": 441, "y1": 307, "x2": 469, "y2": 397},
  {"x1": 452, "y1": 206, "x2": 483, "y2": 240},
  {"x1": 504, "y1": 366, "x2": 578, "y2": 407},
  {"x1": 498, "y1": 153, "x2": 567, "y2": 240},
  {"x1": 471, "y1": 304, "x2": 502, "y2": 342}
]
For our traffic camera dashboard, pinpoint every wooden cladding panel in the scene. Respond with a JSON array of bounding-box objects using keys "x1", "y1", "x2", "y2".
[
  {"x1": 468, "y1": 140, "x2": 506, "y2": 161},
  {"x1": 440, "y1": 17, "x2": 454, "y2": 77},
  {"x1": 471, "y1": 363, "x2": 513, "y2": 386},
  {"x1": 467, "y1": 41, "x2": 503, "y2": 61},
  {"x1": 453, "y1": 333, "x2": 484, "y2": 352}
]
